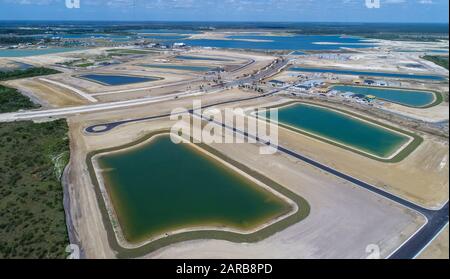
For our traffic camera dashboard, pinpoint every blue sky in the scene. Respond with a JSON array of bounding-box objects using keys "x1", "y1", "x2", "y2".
[{"x1": 0, "y1": 0, "x2": 448, "y2": 22}]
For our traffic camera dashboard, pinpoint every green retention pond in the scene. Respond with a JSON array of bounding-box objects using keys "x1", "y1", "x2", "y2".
[
  {"x1": 331, "y1": 85, "x2": 440, "y2": 108},
  {"x1": 95, "y1": 134, "x2": 295, "y2": 245},
  {"x1": 260, "y1": 103, "x2": 416, "y2": 160},
  {"x1": 79, "y1": 74, "x2": 161, "y2": 86}
]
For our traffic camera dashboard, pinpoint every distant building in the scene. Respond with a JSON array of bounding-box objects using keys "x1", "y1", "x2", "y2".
[
  {"x1": 300, "y1": 79, "x2": 324, "y2": 88},
  {"x1": 317, "y1": 88, "x2": 330, "y2": 94},
  {"x1": 173, "y1": 42, "x2": 186, "y2": 48},
  {"x1": 293, "y1": 85, "x2": 310, "y2": 91},
  {"x1": 341, "y1": 92, "x2": 355, "y2": 98},
  {"x1": 269, "y1": 79, "x2": 286, "y2": 87},
  {"x1": 365, "y1": 95, "x2": 377, "y2": 102},
  {"x1": 375, "y1": 80, "x2": 387, "y2": 86}
]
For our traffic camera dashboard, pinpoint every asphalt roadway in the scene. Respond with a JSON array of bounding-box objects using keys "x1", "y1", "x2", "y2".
[{"x1": 84, "y1": 93, "x2": 448, "y2": 259}]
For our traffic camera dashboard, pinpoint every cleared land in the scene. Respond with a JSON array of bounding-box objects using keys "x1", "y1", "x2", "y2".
[
  {"x1": 4, "y1": 79, "x2": 88, "y2": 108},
  {"x1": 0, "y1": 43, "x2": 447, "y2": 259},
  {"x1": 65, "y1": 100, "x2": 424, "y2": 258},
  {"x1": 244, "y1": 97, "x2": 448, "y2": 208}
]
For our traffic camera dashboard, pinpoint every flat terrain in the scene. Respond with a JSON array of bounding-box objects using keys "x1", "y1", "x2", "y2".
[
  {"x1": 242, "y1": 97, "x2": 448, "y2": 208},
  {"x1": 67, "y1": 114, "x2": 423, "y2": 258},
  {"x1": 0, "y1": 41, "x2": 447, "y2": 259},
  {"x1": 417, "y1": 225, "x2": 449, "y2": 259}
]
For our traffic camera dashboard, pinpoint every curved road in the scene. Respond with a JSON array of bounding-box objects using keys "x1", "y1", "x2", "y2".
[{"x1": 85, "y1": 94, "x2": 448, "y2": 259}]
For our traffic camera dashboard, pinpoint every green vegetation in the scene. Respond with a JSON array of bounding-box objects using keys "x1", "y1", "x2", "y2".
[
  {"x1": 0, "y1": 120, "x2": 70, "y2": 258},
  {"x1": 75, "y1": 62, "x2": 94, "y2": 68},
  {"x1": 0, "y1": 67, "x2": 60, "y2": 81},
  {"x1": 423, "y1": 55, "x2": 449, "y2": 70},
  {"x1": 0, "y1": 37, "x2": 38, "y2": 45},
  {"x1": 0, "y1": 85, "x2": 40, "y2": 113},
  {"x1": 360, "y1": 33, "x2": 448, "y2": 42}
]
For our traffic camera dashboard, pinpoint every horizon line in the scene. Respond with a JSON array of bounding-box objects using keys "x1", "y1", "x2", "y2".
[{"x1": 0, "y1": 20, "x2": 448, "y2": 25}]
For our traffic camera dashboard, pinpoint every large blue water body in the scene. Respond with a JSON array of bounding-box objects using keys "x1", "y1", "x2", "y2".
[
  {"x1": 332, "y1": 85, "x2": 436, "y2": 107},
  {"x1": 79, "y1": 74, "x2": 160, "y2": 86},
  {"x1": 289, "y1": 67, "x2": 446, "y2": 81},
  {"x1": 182, "y1": 35, "x2": 375, "y2": 51}
]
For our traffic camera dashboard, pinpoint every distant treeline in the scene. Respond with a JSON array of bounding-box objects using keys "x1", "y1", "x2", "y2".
[
  {"x1": 423, "y1": 55, "x2": 449, "y2": 70},
  {"x1": 0, "y1": 21, "x2": 448, "y2": 35},
  {"x1": 0, "y1": 36, "x2": 39, "y2": 45},
  {"x1": 358, "y1": 33, "x2": 449, "y2": 42},
  {"x1": 0, "y1": 67, "x2": 60, "y2": 81}
]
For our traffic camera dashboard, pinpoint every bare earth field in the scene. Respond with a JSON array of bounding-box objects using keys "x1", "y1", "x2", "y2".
[
  {"x1": 1, "y1": 44, "x2": 447, "y2": 259},
  {"x1": 67, "y1": 111, "x2": 424, "y2": 259},
  {"x1": 235, "y1": 97, "x2": 449, "y2": 209},
  {"x1": 3, "y1": 78, "x2": 88, "y2": 107}
]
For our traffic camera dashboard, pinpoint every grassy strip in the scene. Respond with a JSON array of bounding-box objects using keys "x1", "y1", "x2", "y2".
[
  {"x1": 86, "y1": 130, "x2": 310, "y2": 258},
  {"x1": 0, "y1": 120, "x2": 70, "y2": 258},
  {"x1": 0, "y1": 67, "x2": 60, "y2": 81},
  {"x1": 0, "y1": 85, "x2": 40, "y2": 113},
  {"x1": 423, "y1": 55, "x2": 449, "y2": 70},
  {"x1": 264, "y1": 101, "x2": 423, "y2": 163}
]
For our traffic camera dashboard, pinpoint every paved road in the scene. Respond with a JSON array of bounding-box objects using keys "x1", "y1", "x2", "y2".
[
  {"x1": 82, "y1": 57, "x2": 448, "y2": 258},
  {"x1": 84, "y1": 94, "x2": 448, "y2": 258},
  {"x1": 189, "y1": 110, "x2": 449, "y2": 259},
  {"x1": 0, "y1": 57, "x2": 286, "y2": 123}
]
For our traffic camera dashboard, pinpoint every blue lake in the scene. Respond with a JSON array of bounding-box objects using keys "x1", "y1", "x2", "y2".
[
  {"x1": 289, "y1": 67, "x2": 446, "y2": 81},
  {"x1": 79, "y1": 74, "x2": 160, "y2": 86},
  {"x1": 332, "y1": 85, "x2": 436, "y2": 107},
  {"x1": 182, "y1": 35, "x2": 375, "y2": 51}
]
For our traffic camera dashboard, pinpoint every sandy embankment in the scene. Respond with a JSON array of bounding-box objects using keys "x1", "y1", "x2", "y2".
[{"x1": 66, "y1": 91, "x2": 425, "y2": 258}]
